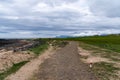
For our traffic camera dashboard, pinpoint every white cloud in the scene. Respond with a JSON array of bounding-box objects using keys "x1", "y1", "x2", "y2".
[
  {"x1": 73, "y1": 29, "x2": 120, "y2": 37},
  {"x1": 0, "y1": 16, "x2": 19, "y2": 20}
]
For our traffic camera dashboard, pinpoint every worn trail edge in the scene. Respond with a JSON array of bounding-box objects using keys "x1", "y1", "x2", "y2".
[
  {"x1": 5, "y1": 46, "x2": 55, "y2": 80},
  {"x1": 35, "y1": 42, "x2": 98, "y2": 80}
]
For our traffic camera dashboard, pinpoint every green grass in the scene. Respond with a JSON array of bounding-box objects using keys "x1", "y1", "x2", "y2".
[
  {"x1": 29, "y1": 44, "x2": 48, "y2": 55},
  {"x1": 92, "y1": 62, "x2": 120, "y2": 80},
  {"x1": 58, "y1": 35, "x2": 120, "y2": 52},
  {"x1": 0, "y1": 61, "x2": 28, "y2": 80},
  {"x1": 71, "y1": 35, "x2": 120, "y2": 52},
  {"x1": 73, "y1": 35, "x2": 120, "y2": 62}
]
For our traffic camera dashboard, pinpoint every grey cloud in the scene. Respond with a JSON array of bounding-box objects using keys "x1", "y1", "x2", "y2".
[
  {"x1": 87, "y1": 0, "x2": 120, "y2": 17},
  {"x1": 40, "y1": 0, "x2": 78, "y2": 6},
  {"x1": 0, "y1": 0, "x2": 120, "y2": 38}
]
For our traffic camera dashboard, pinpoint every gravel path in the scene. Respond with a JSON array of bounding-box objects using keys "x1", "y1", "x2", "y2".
[{"x1": 35, "y1": 42, "x2": 98, "y2": 80}]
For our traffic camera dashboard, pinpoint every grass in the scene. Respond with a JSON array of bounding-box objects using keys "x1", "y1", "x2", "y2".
[
  {"x1": 78, "y1": 41, "x2": 120, "y2": 80},
  {"x1": 78, "y1": 42, "x2": 120, "y2": 61},
  {"x1": 51, "y1": 40, "x2": 68, "y2": 48},
  {"x1": 92, "y1": 62, "x2": 120, "y2": 80},
  {"x1": 0, "y1": 61, "x2": 28, "y2": 80},
  {"x1": 74, "y1": 35, "x2": 120, "y2": 52},
  {"x1": 58, "y1": 35, "x2": 120, "y2": 52},
  {"x1": 29, "y1": 43, "x2": 48, "y2": 55}
]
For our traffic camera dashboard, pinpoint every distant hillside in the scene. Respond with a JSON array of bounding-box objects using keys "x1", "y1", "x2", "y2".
[
  {"x1": 56, "y1": 33, "x2": 120, "y2": 38},
  {"x1": 0, "y1": 39, "x2": 18, "y2": 47}
]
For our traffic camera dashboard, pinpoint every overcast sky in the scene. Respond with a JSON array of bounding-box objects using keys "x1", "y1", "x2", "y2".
[{"x1": 0, "y1": 0, "x2": 120, "y2": 38}]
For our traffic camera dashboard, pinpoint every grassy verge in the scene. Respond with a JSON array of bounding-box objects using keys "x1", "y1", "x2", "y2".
[
  {"x1": 79, "y1": 42, "x2": 120, "y2": 62},
  {"x1": 92, "y1": 62, "x2": 120, "y2": 80},
  {"x1": 0, "y1": 61, "x2": 28, "y2": 80},
  {"x1": 78, "y1": 42, "x2": 120, "y2": 80},
  {"x1": 78, "y1": 35, "x2": 120, "y2": 53},
  {"x1": 51, "y1": 40, "x2": 68, "y2": 48},
  {"x1": 29, "y1": 43, "x2": 48, "y2": 55}
]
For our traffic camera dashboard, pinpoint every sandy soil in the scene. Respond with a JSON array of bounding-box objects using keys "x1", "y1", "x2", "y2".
[
  {"x1": 78, "y1": 47, "x2": 109, "y2": 63},
  {"x1": 5, "y1": 46, "x2": 55, "y2": 80},
  {"x1": 0, "y1": 50, "x2": 33, "y2": 73}
]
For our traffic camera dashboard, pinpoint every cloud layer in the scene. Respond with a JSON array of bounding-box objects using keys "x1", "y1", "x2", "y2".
[{"x1": 0, "y1": 0, "x2": 120, "y2": 38}]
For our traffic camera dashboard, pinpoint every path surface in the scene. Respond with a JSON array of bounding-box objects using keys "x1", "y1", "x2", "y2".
[{"x1": 35, "y1": 42, "x2": 98, "y2": 80}]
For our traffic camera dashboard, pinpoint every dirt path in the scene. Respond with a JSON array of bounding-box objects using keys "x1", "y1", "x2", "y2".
[
  {"x1": 34, "y1": 42, "x2": 98, "y2": 80},
  {"x1": 5, "y1": 46, "x2": 55, "y2": 80}
]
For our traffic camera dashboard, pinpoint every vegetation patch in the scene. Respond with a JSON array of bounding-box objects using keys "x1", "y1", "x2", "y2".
[
  {"x1": 51, "y1": 40, "x2": 68, "y2": 48},
  {"x1": 78, "y1": 42, "x2": 120, "y2": 80},
  {"x1": 59, "y1": 35, "x2": 120, "y2": 52},
  {"x1": 92, "y1": 62, "x2": 120, "y2": 80},
  {"x1": 0, "y1": 61, "x2": 28, "y2": 80},
  {"x1": 79, "y1": 42, "x2": 120, "y2": 62},
  {"x1": 29, "y1": 44, "x2": 48, "y2": 55},
  {"x1": 80, "y1": 35, "x2": 120, "y2": 53}
]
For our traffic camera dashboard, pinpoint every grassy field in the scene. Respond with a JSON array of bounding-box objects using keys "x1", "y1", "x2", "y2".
[{"x1": 63, "y1": 35, "x2": 120, "y2": 53}]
